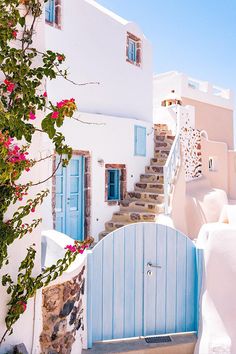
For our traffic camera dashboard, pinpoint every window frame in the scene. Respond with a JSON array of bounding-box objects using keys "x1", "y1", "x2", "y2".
[
  {"x1": 45, "y1": 0, "x2": 62, "y2": 29},
  {"x1": 126, "y1": 32, "x2": 141, "y2": 66},
  {"x1": 134, "y1": 125, "x2": 147, "y2": 157}
]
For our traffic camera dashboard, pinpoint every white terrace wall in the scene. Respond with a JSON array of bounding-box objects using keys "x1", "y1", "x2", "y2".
[
  {"x1": 42, "y1": 113, "x2": 154, "y2": 241},
  {"x1": 153, "y1": 71, "x2": 234, "y2": 149},
  {"x1": 45, "y1": 0, "x2": 153, "y2": 122}
]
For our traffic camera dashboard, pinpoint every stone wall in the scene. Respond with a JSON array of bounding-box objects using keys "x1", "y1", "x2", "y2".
[
  {"x1": 40, "y1": 266, "x2": 86, "y2": 354},
  {"x1": 180, "y1": 126, "x2": 202, "y2": 181}
]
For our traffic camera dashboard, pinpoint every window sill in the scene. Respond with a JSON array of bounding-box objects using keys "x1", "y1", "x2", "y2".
[
  {"x1": 45, "y1": 20, "x2": 62, "y2": 30},
  {"x1": 126, "y1": 58, "x2": 141, "y2": 67},
  {"x1": 106, "y1": 200, "x2": 120, "y2": 206}
]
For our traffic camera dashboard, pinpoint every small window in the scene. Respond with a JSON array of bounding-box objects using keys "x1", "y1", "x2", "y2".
[
  {"x1": 126, "y1": 32, "x2": 141, "y2": 66},
  {"x1": 45, "y1": 0, "x2": 61, "y2": 28},
  {"x1": 134, "y1": 125, "x2": 146, "y2": 156},
  {"x1": 108, "y1": 169, "x2": 120, "y2": 201},
  {"x1": 128, "y1": 39, "x2": 137, "y2": 62},
  {"x1": 209, "y1": 157, "x2": 217, "y2": 171}
]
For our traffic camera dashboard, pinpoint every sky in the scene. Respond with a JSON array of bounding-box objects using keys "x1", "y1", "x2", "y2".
[{"x1": 97, "y1": 0, "x2": 236, "y2": 105}]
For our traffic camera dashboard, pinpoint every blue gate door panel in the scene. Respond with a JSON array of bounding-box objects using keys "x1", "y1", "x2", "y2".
[
  {"x1": 87, "y1": 223, "x2": 202, "y2": 348},
  {"x1": 55, "y1": 156, "x2": 84, "y2": 240}
]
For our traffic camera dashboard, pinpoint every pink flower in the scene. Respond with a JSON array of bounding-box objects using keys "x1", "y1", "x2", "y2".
[
  {"x1": 31, "y1": 208, "x2": 35, "y2": 213},
  {"x1": 57, "y1": 100, "x2": 66, "y2": 108},
  {"x1": 51, "y1": 111, "x2": 59, "y2": 119},
  {"x1": 12, "y1": 30, "x2": 18, "y2": 39},
  {"x1": 65, "y1": 245, "x2": 77, "y2": 253},
  {"x1": 56, "y1": 98, "x2": 75, "y2": 108},
  {"x1": 17, "y1": 301, "x2": 27, "y2": 312},
  {"x1": 29, "y1": 111, "x2": 36, "y2": 120},
  {"x1": 4, "y1": 79, "x2": 15, "y2": 93},
  {"x1": 43, "y1": 91, "x2": 47, "y2": 97},
  {"x1": 4, "y1": 137, "x2": 13, "y2": 148},
  {"x1": 57, "y1": 54, "x2": 65, "y2": 62}
]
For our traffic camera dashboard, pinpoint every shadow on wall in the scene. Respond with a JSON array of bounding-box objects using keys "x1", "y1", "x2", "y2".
[{"x1": 185, "y1": 177, "x2": 228, "y2": 239}]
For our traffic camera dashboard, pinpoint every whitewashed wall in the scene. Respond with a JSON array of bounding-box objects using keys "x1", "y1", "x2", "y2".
[
  {"x1": 42, "y1": 112, "x2": 154, "y2": 240},
  {"x1": 45, "y1": 0, "x2": 153, "y2": 122}
]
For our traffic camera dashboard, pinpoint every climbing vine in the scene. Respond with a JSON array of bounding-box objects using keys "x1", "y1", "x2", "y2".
[{"x1": 0, "y1": 0, "x2": 93, "y2": 343}]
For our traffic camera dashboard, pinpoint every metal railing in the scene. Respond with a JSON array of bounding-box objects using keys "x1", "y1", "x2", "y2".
[{"x1": 163, "y1": 121, "x2": 181, "y2": 215}]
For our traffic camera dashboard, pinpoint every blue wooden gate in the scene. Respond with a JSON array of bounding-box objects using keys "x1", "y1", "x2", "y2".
[{"x1": 87, "y1": 223, "x2": 202, "y2": 348}]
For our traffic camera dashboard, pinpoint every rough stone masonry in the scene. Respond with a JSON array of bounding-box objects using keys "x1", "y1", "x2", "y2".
[{"x1": 40, "y1": 266, "x2": 86, "y2": 354}]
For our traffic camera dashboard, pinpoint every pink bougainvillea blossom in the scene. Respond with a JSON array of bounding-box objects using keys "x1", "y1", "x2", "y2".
[
  {"x1": 43, "y1": 91, "x2": 47, "y2": 97},
  {"x1": 57, "y1": 54, "x2": 65, "y2": 62},
  {"x1": 12, "y1": 30, "x2": 18, "y2": 39},
  {"x1": 65, "y1": 245, "x2": 77, "y2": 253},
  {"x1": 57, "y1": 98, "x2": 75, "y2": 108},
  {"x1": 51, "y1": 111, "x2": 59, "y2": 119},
  {"x1": 4, "y1": 79, "x2": 15, "y2": 92},
  {"x1": 29, "y1": 111, "x2": 36, "y2": 120},
  {"x1": 17, "y1": 301, "x2": 27, "y2": 312}
]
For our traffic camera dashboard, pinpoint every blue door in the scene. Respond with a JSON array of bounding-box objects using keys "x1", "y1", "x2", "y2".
[{"x1": 55, "y1": 156, "x2": 84, "y2": 240}]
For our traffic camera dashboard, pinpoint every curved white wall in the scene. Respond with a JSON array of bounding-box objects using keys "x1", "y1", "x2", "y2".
[{"x1": 195, "y1": 223, "x2": 236, "y2": 354}]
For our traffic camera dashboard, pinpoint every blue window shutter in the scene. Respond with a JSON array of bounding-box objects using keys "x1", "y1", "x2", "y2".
[
  {"x1": 108, "y1": 169, "x2": 120, "y2": 200},
  {"x1": 45, "y1": 0, "x2": 55, "y2": 23},
  {"x1": 134, "y1": 125, "x2": 146, "y2": 156}
]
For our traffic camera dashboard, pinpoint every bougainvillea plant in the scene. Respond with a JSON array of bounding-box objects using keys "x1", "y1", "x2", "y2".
[{"x1": 0, "y1": 0, "x2": 93, "y2": 344}]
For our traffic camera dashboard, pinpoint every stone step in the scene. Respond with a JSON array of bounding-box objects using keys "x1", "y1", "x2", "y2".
[
  {"x1": 150, "y1": 157, "x2": 166, "y2": 166},
  {"x1": 82, "y1": 333, "x2": 197, "y2": 354},
  {"x1": 135, "y1": 182, "x2": 164, "y2": 193},
  {"x1": 120, "y1": 200, "x2": 164, "y2": 213},
  {"x1": 145, "y1": 165, "x2": 164, "y2": 174},
  {"x1": 98, "y1": 230, "x2": 110, "y2": 240},
  {"x1": 154, "y1": 123, "x2": 169, "y2": 131},
  {"x1": 154, "y1": 150, "x2": 170, "y2": 159},
  {"x1": 140, "y1": 173, "x2": 164, "y2": 183},
  {"x1": 126, "y1": 191, "x2": 165, "y2": 204},
  {"x1": 105, "y1": 220, "x2": 132, "y2": 232},
  {"x1": 155, "y1": 141, "x2": 172, "y2": 150},
  {"x1": 112, "y1": 211, "x2": 157, "y2": 223},
  {"x1": 155, "y1": 135, "x2": 175, "y2": 143},
  {"x1": 154, "y1": 128, "x2": 173, "y2": 135}
]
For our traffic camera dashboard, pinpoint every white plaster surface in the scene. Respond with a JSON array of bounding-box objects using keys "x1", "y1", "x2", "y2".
[
  {"x1": 45, "y1": 0, "x2": 153, "y2": 122},
  {"x1": 42, "y1": 112, "x2": 154, "y2": 240},
  {"x1": 195, "y1": 223, "x2": 236, "y2": 354},
  {"x1": 154, "y1": 71, "x2": 234, "y2": 110}
]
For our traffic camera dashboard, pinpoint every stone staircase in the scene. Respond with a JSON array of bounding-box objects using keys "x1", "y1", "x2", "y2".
[{"x1": 99, "y1": 124, "x2": 175, "y2": 239}]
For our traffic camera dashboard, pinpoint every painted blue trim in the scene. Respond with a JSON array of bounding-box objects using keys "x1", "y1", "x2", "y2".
[
  {"x1": 87, "y1": 251, "x2": 93, "y2": 348},
  {"x1": 55, "y1": 155, "x2": 85, "y2": 241},
  {"x1": 108, "y1": 169, "x2": 120, "y2": 201},
  {"x1": 45, "y1": 0, "x2": 55, "y2": 23},
  {"x1": 128, "y1": 38, "x2": 137, "y2": 62},
  {"x1": 196, "y1": 248, "x2": 203, "y2": 335},
  {"x1": 134, "y1": 125, "x2": 146, "y2": 157}
]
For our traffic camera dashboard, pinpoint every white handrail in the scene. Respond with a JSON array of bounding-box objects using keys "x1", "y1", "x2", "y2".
[{"x1": 163, "y1": 120, "x2": 181, "y2": 214}]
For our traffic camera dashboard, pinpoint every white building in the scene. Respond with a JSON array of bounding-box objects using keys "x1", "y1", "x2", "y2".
[{"x1": 42, "y1": 0, "x2": 154, "y2": 241}]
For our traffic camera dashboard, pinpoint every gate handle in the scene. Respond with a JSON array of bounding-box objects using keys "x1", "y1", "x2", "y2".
[{"x1": 147, "y1": 262, "x2": 161, "y2": 269}]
